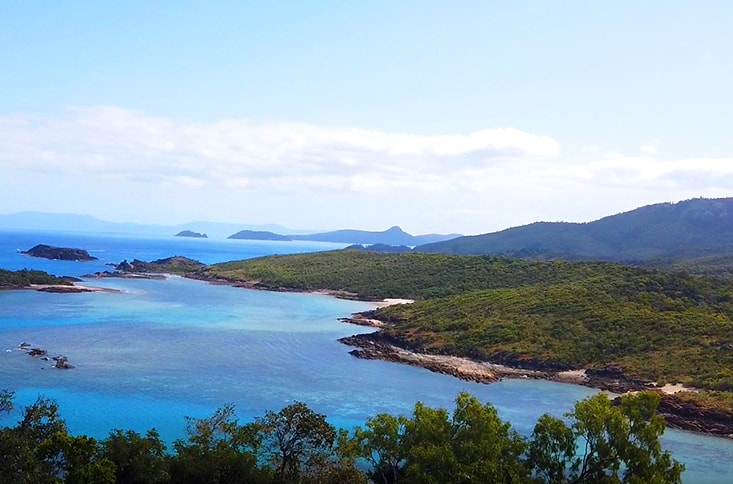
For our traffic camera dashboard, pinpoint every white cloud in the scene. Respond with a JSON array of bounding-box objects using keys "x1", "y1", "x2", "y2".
[
  {"x1": 1, "y1": 106, "x2": 731, "y2": 234},
  {"x1": 560, "y1": 156, "x2": 733, "y2": 190},
  {"x1": 0, "y1": 106, "x2": 559, "y2": 196}
]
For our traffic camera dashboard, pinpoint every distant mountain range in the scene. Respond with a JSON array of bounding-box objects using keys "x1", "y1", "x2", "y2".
[
  {"x1": 417, "y1": 197, "x2": 733, "y2": 263},
  {"x1": 0, "y1": 212, "x2": 461, "y2": 246},
  {"x1": 228, "y1": 225, "x2": 461, "y2": 246},
  {"x1": 0, "y1": 212, "x2": 309, "y2": 239}
]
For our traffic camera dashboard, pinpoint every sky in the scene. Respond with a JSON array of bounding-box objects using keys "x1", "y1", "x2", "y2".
[{"x1": 1, "y1": 1, "x2": 732, "y2": 235}]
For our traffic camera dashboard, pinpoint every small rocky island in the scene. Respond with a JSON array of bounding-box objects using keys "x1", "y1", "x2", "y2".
[
  {"x1": 22, "y1": 244, "x2": 98, "y2": 261},
  {"x1": 175, "y1": 230, "x2": 208, "y2": 238},
  {"x1": 86, "y1": 256, "x2": 207, "y2": 279},
  {"x1": 20, "y1": 342, "x2": 75, "y2": 369}
]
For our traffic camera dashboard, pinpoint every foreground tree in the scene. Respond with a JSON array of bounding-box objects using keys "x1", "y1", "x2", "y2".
[
  {"x1": 526, "y1": 391, "x2": 684, "y2": 483},
  {"x1": 0, "y1": 389, "x2": 13, "y2": 414},
  {"x1": 169, "y1": 404, "x2": 266, "y2": 483},
  {"x1": 256, "y1": 401, "x2": 338, "y2": 481},
  {"x1": 402, "y1": 392, "x2": 529, "y2": 483},
  {"x1": 101, "y1": 428, "x2": 168, "y2": 483},
  {"x1": 354, "y1": 413, "x2": 408, "y2": 484},
  {"x1": 0, "y1": 390, "x2": 685, "y2": 483}
]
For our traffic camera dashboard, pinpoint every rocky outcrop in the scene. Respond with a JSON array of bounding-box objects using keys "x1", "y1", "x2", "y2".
[
  {"x1": 114, "y1": 256, "x2": 206, "y2": 274},
  {"x1": 21, "y1": 344, "x2": 74, "y2": 369},
  {"x1": 28, "y1": 347, "x2": 48, "y2": 357},
  {"x1": 657, "y1": 394, "x2": 733, "y2": 438},
  {"x1": 339, "y1": 332, "x2": 544, "y2": 384},
  {"x1": 22, "y1": 244, "x2": 98, "y2": 261},
  {"x1": 51, "y1": 355, "x2": 75, "y2": 369},
  {"x1": 584, "y1": 366, "x2": 649, "y2": 393}
]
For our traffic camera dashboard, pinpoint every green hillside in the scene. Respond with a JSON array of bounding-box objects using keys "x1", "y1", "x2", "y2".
[
  {"x1": 201, "y1": 250, "x2": 666, "y2": 300},
  {"x1": 417, "y1": 198, "x2": 733, "y2": 265},
  {"x1": 373, "y1": 282, "x2": 733, "y2": 390}
]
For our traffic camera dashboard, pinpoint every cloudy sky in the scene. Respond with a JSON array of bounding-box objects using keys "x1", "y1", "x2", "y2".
[{"x1": 1, "y1": 1, "x2": 732, "y2": 235}]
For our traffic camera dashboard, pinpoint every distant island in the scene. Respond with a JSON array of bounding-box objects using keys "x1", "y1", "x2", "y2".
[
  {"x1": 175, "y1": 230, "x2": 207, "y2": 238},
  {"x1": 22, "y1": 244, "x2": 98, "y2": 261},
  {"x1": 115, "y1": 256, "x2": 206, "y2": 274},
  {"x1": 227, "y1": 225, "x2": 461, "y2": 246},
  {"x1": 228, "y1": 230, "x2": 292, "y2": 241}
]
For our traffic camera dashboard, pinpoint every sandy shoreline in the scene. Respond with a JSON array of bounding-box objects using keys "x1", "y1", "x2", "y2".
[{"x1": 29, "y1": 283, "x2": 120, "y2": 294}]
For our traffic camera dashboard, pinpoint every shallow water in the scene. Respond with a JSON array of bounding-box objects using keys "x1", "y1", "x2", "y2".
[{"x1": 0, "y1": 230, "x2": 731, "y2": 482}]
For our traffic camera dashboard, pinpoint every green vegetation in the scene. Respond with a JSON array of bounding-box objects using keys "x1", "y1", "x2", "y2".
[
  {"x1": 0, "y1": 390, "x2": 683, "y2": 483},
  {"x1": 373, "y1": 281, "x2": 733, "y2": 390},
  {"x1": 647, "y1": 252, "x2": 733, "y2": 279},
  {"x1": 202, "y1": 251, "x2": 675, "y2": 300},
  {"x1": 200, "y1": 249, "x2": 733, "y2": 413},
  {"x1": 0, "y1": 269, "x2": 72, "y2": 288}
]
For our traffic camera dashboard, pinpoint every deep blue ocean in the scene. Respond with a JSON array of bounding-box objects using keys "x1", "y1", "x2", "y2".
[{"x1": 0, "y1": 229, "x2": 731, "y2": 482}]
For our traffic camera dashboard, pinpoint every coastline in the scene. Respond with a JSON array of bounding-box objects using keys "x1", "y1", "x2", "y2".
[
  {"x1": 0, "y1": 283, "x2": 117, "y2": 293},
  {"x1": 337, "y1": 313, "x2": 733, "y2": 439},
  {"x1": 29, "y1": 283, "x2": 119, "y2": 293}
]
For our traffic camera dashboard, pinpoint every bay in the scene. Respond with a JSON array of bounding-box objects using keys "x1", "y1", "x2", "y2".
[{"x1": 0, "y1": 230, "x2": 732, "y2": 482}]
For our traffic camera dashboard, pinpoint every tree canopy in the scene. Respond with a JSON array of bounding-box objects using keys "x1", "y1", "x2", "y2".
[{"x1": 0, "y1": 390, "x2": 684, "y2": 483}]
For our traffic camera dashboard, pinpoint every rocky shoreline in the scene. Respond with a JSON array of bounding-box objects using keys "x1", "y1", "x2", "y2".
[{"x1": 338, "y1": 316, "x2": 733, "y2": 439}]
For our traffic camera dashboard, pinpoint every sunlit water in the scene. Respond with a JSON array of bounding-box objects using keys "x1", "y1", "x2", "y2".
[{"x1": 0, "y1": 230, "x2": 731, "y2": 482}]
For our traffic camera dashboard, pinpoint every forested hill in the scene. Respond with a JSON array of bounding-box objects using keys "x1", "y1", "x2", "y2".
[
  {"x1": 200, "y1": 251, "x2": 653, "y2": 300},
  {"x1": 417, "y1": 197, "x2": 733, "y2": 264}
]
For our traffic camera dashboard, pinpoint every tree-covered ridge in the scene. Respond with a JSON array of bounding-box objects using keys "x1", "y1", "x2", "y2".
[
  {"x1": 0, "y1": 268, "x2": 72, "y2": 288},
  {"x1": 203, "y1": 250, "x2": 702, "y2": 300},
  {"x1": 0, "y1": 390, "x2": 683, "y2": 483},
  {"x1": 417, "y1": 197, "x2": 733, "y2": 264},
  {"x1": 647, "y1": 252, "x2": 733, "y2": 279}
]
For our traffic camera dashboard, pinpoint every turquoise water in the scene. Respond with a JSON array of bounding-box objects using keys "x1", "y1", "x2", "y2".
[{"x1": 1, "y1": 231, "x2": 732, "y2": 482}]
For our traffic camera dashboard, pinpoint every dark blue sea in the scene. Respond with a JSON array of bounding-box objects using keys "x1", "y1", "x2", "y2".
[{"x1": 0, "y1": 229, "x2": 731, "y2": 482}]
